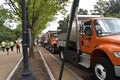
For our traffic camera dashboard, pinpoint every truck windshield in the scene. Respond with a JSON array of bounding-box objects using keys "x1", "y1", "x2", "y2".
[
  {"x1": 52, "y1": 33, "x2": 57, "y2": 38},
  {"x1": 95, "y1": 19, "x2": 120, "y2": 36}
]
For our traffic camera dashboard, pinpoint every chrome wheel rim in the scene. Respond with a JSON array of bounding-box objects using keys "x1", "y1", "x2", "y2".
[
  {"x1": 60, "y1": 51, "x2": 64, "y2": 59},
  {"x1": 95, "y1": 64, "x2": 106, "y2": 80}
]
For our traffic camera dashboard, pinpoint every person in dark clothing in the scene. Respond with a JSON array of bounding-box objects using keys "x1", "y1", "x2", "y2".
[
  {"x1": 10, "y1": 41, "x2": 15, "y2": 51},
  {"x1": 16, "y1": 41, "x2": 20, "y2": 53},
  {"x1": 6, "y1": 40, "x2": 10, "y2": 55}
]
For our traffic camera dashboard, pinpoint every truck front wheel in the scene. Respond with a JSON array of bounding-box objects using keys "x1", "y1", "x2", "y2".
[{"x1": 91, "y1": 57, "x2": 116, "y2": 80}]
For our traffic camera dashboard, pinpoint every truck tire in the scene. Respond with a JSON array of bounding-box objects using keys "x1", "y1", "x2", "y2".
[
  {"x1": 45, "y1": 44, "x2": 49, "y2": 49},
  {"x1": 59, "y1": 49, "x2": 64, "y2": 61},
  {"x1": 91, "y1": 57, "x2": 116, "y2": 80},
  {"x1": 51, "y1": 46, "x2": 55, "y2": 53}
]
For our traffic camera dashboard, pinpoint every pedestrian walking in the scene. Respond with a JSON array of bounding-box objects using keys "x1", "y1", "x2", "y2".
[
  {"x1": 10, "y1": 41, "x2": 15, "y2": 51},
  {"x1": 16, "y1": 41, "x2": 20, "y2": 53},
  {"x1": 1, "y1": 41, "x2": 6, "y2": 52},
  {"x1": 6, "y1": 40, "x2": 10, "y2": 55}
]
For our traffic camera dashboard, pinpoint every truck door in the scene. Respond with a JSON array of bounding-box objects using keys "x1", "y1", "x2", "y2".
[{"x1": 80, "y1": 21, "x2": 94, "y2": 53}]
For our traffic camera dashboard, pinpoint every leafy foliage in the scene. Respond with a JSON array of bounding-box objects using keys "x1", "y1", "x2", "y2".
[
  {"x1": 91, "y1": 0, "x2": 109, "y2": 15},
  {"x1": 0, "y1": 5, "x2": 14, "y2": 26},
  {"x1": 107, "y1": 0, "x2": 120, "y2": 18},
  {"x1": 0, "y1": 4, "x2": 18, "y2": 42},
  {"x1": 57, "y1": 7, "x2": 88, "y2": 33},
  {"x1": 5, "y1": 0, "x2": 66, "y2": 37},
  {"x1": 108, "y1": 0, "x2": 120, "y2": 14},
  {"x1": 78, "y1": 8, "x2": 88, "y2": 15},
  {"x1": 13, "y1": 24, "x2": 22, "y2": 39},
  {"x1": 91, "y1": 0, "x2": 120, "y2": 18},
  {"x1": 0, "y1": 25, "x2": 14, "y2": 42},
  {"x1": 57, "y1": 15, "x2": 69, "y2": 33}
]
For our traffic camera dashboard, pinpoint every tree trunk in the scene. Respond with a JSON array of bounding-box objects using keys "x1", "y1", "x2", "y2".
[{"x1": 29, "y1": 37, "x2": 35, "y2": 58}]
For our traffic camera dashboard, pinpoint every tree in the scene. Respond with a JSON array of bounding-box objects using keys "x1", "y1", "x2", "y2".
[
  {"x1": 91, "y1": 0, "x2": 109, "y2": 16},
  {"x1": 91, "y1": 0, "x2": 120, "y2": 18},
  {"x1": 107, "y1": 0, "x2": 120, "y2": 18},
  {"x1": 13, "y1": 24, "x2": 22, "y2": 40},
  {"x1": 58, "y1": 8, "x2": 88, "y2": 34},
  {"x1": 57, "y1": 15, "x2": 69, "y2": 33},
  {"x1": 78, "y1": 8, "x2": 88, "y2": 15},
  {"x1": 0, "y1": 24, "x2": 20, "y2": 42},
  {"x1": 0, "y1": 7, "x2": 8, "y2": 26},
  {"x1": 0, "y1": 4, "x2": 17, "y2": 42},
  {"x1": 5, "y1": 0, "x2": 69, "y2": 57},
  {"x1": 0, "y1": 4, "x2": 15, "y2": 26},
  {"x1": 108, "y1": 0, "x2": 120, "y2": 14}
]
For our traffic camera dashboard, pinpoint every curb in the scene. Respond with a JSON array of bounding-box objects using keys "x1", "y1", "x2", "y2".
[
  {"x1": 39, "y1": 50, "x2": 56, "y2": 80},
  {"x1": 46, "y1": 51, "x2": 84, "y2": 80},
  {"x1": 6, "y1": 57, "x2": 23, "y2": 80}
]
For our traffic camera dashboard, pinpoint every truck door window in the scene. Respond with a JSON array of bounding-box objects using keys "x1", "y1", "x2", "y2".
[{"x1": 84, "y1": 22, "x2": 92, "y2": 36}]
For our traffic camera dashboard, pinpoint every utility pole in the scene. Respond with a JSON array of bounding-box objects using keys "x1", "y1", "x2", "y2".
[{"x1": 19, "y1": 0, "x2": 36, "y2": 80}]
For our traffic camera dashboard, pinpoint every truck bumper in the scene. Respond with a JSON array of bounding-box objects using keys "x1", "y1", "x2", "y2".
[{"x1": 114, "y1": 66, "x2": 120, "y2": 77}]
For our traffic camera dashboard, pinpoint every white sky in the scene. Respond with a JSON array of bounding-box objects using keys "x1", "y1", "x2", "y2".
[{"x1": 0, "y1": 0, "x2": 5, "y2": 5}]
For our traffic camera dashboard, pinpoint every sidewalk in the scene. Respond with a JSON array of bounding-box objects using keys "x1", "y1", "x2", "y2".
[{"x1": 0, "y1": 47, "x2": 22, "y2": 80}]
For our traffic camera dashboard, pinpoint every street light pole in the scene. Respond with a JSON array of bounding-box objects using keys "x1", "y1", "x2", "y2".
[
  {"x1": 19, "y1": 0, "x2": 36, "y2": 80},
  {"x1": 58, "y1": 0, "x2": 80, "y2": 80}
]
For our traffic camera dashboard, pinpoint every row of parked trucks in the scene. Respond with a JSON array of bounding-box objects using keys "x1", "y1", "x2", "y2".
[{"x1": 40, "y1": 15, "x2": 120, "y2": 80}]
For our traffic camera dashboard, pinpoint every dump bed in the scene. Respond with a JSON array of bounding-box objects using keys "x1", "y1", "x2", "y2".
[{"x1": 77, "y1": 15, "x2": 103, "y2": 21}]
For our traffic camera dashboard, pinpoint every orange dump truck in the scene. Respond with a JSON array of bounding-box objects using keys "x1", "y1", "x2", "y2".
[
  {"x1": 57, "y1": 15, "x2": 120, "y2": 80},
  {"x1": 47, "y1": 31, "x2": 58, "y2": 52},
  {"x1": 40, "y1": 31, "x2": 58, "y2": 52}
]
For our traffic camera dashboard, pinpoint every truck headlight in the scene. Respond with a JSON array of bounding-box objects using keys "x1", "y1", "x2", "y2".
[{"x1": 113, "y1": 52, "x2": 120, "y2": 58}]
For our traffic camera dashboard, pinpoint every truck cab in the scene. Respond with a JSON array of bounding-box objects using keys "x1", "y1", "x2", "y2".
[
  {"x1": 80, "y1": 18, "x2": 120, "y2": 80},
  {"x1": 80, "y1": 18, "x2": 120, "y2": 64},
  {"x1": 58, "y1": 15, "x2": 120, "y2": 80}
]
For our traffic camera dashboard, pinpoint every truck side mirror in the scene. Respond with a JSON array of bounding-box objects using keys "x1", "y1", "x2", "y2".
[
  {"x1": 79, "y1": 24, "x2": 85, "y2": 36},
  {"x1": 80, "y1": 32, "x2": 85, "y2": 36},
  {"x1": 96, "y1": 30, "x2": 102, "y2": 34}
]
